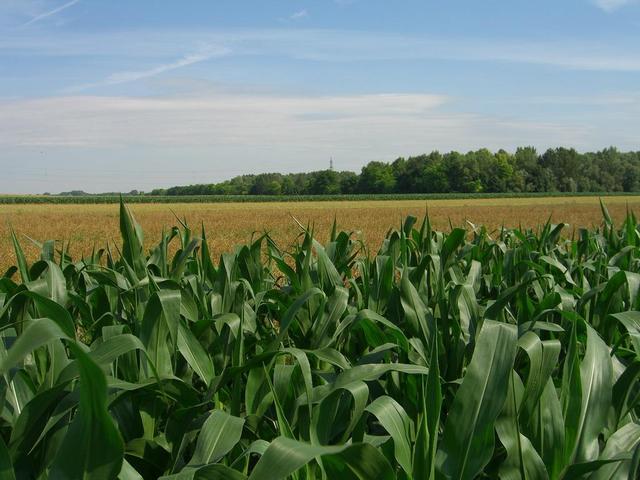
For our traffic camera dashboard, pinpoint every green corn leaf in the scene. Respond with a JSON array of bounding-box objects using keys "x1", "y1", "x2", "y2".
[
  {"x1": 140, "y1": 290, "x2": 181, "y2": 378},
  {"x1": 161, "y1": 464, "x2": 247, "y2": 480},
  {"x1": 561, "y1": 316, "x2": 583, "y2": 467},
  {"x1": 609, "y1": 311, "x2": 640, "y2": 355},
  {"x1": 119, "y1": 198, "x2": 146, "y2": 280},
  {"x1": 612, "y1": 360, "x2": 640, "y2": 428},
  {"x1": 118, "y1": 459, "x2": 143, "y2": 480},
  {"x1": 495, "y1": 371, "x2": 549, "y2": 480},
  {"x1": 9, "y1": 229, "x2": 29, "y2": 283},
  {"x1": 188, "y1": 410, "x2": 245, "y2": 466},
  {"x1": 412, "y1": 332, "x2": 441, "y2": 480},
  {"x1": 248, "y1": 437, "x2": 394, "y2": 480},
  {"x1": 572, "y1": 324, "x2": 613, "y2": 464},
  {"x1": 365, "y1": 395, "x2": 413, "y2": 476},
  {"x1": 0, "y1": 436, "x2": 16, "y2": 480},
  {"x1": 311, "y1": 380, "x2": 369, "y2": 445},
  {"x1": 436, "y1": 320, "x2": 517, "y2": 480},
  {"x1": 590, "y1": 423, "x2": 640, "y2": 479},
  {"x1": 400, "y1": 271, "x2": 435, "y2": 346},
  {"x1": 57, "y1": 333, "x2": 145, "y2": 384},
  {"x1": 274, "y1": 288, "x2": 325, "y2": 345},
  {"x1": 517, "y1": 331, "x2": 561, "y2": 425},
  {"x1": 0, "y1": 318, "x2": 70, "y2": 376},
  {"x1": 49, "y1": 344, "x2": 124, "y2": 480},
  {"x1": 177, "y1": 322, "x2": 215, "y2": 386},
  {"x1": 527, "y1": 378, "x2": 565, "y2": 478}
]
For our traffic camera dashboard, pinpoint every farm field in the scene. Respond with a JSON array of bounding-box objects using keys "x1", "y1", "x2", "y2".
[
  {"x1": 0, "y1": 198, "x2": 638, "y2": 478},
  {"x1": 2, "y1": 192, "x2": 640, "y2": 204},
  {"x1": 6, "y1": 0, "x2": 640, "y2": 477},
  {"x1": 1, "y1": 195, "x2": 640, "y2": 270}
]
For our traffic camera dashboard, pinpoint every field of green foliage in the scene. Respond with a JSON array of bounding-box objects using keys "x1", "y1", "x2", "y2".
[
  {"x1": 2, "y1": 191, "x2": 640, "y2": 204},
  {"x1": 0, "y1": 200, "x2": 639, "y2": 479}
]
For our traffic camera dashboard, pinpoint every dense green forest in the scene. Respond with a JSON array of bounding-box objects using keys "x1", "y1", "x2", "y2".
[{"x1": 149, "y1": 147, "x2": 640, "y2": 196}]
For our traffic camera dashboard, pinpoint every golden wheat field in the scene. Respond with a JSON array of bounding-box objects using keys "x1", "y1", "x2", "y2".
[{"x1": 1, "y1": 196, "x2": 639, "y2": 270}]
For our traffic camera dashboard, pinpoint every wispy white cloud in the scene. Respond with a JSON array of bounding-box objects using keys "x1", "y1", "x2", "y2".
[
  {"x1": 0, "y1": 91, "x2": 616, "y2": 157},
  {"x1": 290, "y1": 9, "x2": 308, "y2": 20},
  {"x1": 592, "y1": 0, "x2": 634, "y2": 12},
  {"x1": 0, "y1": 92, "x2": 449, "y2": 147},
  {"x1": 516, "y1": 92, "x2": 640, "y2": 106},
  {"x1": 66, "y1": 46, "x2": 231, "y2": 91},
  {"x1": 3, "y1": 29, "x2": 640, "y2": 72},
  {"x1": 21, "y1": 0, "x2": 80, "y2": 27}
]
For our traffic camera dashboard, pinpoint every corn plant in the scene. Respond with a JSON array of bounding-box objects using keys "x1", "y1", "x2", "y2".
[{"x1": 0, "y1": 200, "x2": 639, "y2": 479}]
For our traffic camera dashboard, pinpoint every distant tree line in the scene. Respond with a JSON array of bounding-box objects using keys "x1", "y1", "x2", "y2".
[
  {"x1": 146, "y1": 146, "x2": 639, "y2": 196},
  {"x1": 48, "y1": 189, "x2": 144, "y2": 196}
]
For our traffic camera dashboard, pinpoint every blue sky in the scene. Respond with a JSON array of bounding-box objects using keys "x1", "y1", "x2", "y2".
[{"x1": 1, "y1": 0, "x2": 639, "y2": 193}]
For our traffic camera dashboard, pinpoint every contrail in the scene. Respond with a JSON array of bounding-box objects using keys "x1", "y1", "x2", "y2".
[
  {"x1": 22, "y1": 0, "x2": 81, "y2": 27},
  {"x1": 64, "y1": 46, "x2": 231, "y2": 92}
]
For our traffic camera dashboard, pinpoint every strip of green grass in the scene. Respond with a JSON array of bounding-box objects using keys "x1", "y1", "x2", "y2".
[{"x1": 3, "y1": 191, "x2": 640, "y2": 204}]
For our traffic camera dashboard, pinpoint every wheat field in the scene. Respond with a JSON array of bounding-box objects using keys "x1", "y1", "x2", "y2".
[{"x1": 2, "y1": 196, "x2": 639, "y2": 270}]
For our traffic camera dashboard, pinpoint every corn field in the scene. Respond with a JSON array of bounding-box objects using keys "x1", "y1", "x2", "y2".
[
  {"x1": 2, "y1": 192, "x2": 640, "y2": 204},
  {"x1": 0, "y1": 200, "x2": 639, "y2": 479}
]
